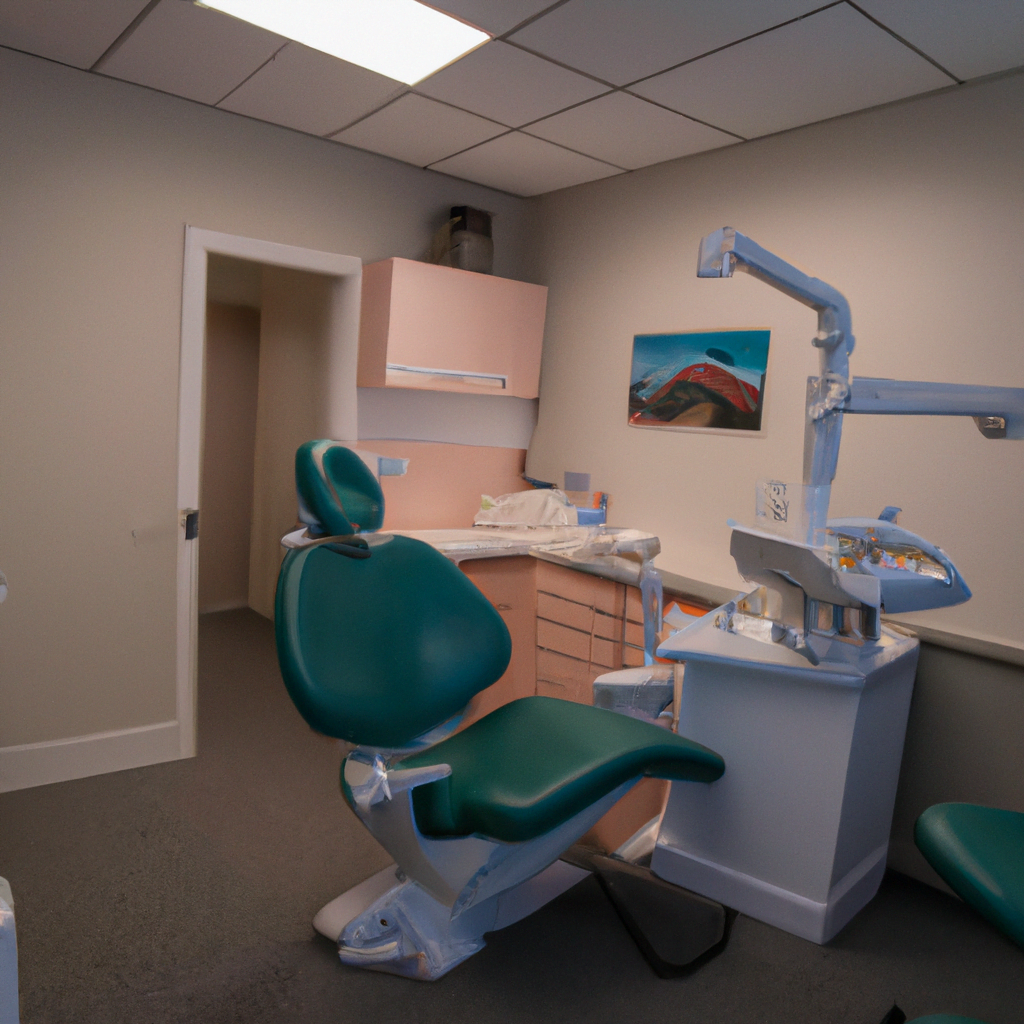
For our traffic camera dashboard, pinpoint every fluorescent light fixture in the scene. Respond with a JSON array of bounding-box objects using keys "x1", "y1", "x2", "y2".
[{"x1": 196, "y1": 0, "x2": 490, "y2": 85}]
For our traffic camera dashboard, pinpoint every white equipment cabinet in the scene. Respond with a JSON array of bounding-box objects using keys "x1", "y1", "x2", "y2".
[{"x1": 653, "y1": 616, "x2": 918, "y2": 943}]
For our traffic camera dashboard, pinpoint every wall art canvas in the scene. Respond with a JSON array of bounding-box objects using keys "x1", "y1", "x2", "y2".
[{"x1": 628, "y1": 328, "x2": 771, "y2": 432}]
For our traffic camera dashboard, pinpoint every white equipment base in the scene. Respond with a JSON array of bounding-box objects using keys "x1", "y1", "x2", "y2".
[{"x1": 653, "y1": 621, "x2": 918, "y2": 944}]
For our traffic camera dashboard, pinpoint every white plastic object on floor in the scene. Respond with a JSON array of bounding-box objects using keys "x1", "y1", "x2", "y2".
[{"x1": 0, "y1": 877, "x2": 18, "y2": 1024}]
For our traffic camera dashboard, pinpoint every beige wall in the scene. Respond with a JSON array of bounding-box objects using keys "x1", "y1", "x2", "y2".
[
  {"x1": 248, "y1": 267, "x2": 337, "y2": 619},
  {"x1": 0, "y1": 47, "x2": 537, "y2": 750},
  {"x1": 527, "y1": 70, "x2": 1024, "y2": 650},
  {"x1": 198, "y1": 302, "x2": 260, "y2": 615}
]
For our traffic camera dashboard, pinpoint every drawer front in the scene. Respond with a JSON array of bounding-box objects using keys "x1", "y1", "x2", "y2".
[
  {"x1": 537, "y1": 590, "x2": 593, "y2": 633},
  {"x1": 536, "y1": 649, "x2": 594, "y2": 705},
  {"x1": 592, "y1": 609, "x2": 623, "y2": 641},
  {"x1": 590, "y1": 634, "x2": 622, "y2": 669},
  {"x1": 537, "y1": 618, "x2": 591, "y2": 662},
  {"x1": 536, "y1": 560, "x2": 624, "y2": 616}
]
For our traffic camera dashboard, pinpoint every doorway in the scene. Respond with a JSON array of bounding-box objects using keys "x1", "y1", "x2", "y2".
[{"x1": 176, "y1": 228, "x2": 362, "y2": 759}]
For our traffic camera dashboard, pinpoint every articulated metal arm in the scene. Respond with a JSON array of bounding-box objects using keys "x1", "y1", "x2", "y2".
[
  {"x1": 698, "y1": 227, "x2": 855, "y2": 487},
  {"x1": 697, "y1": 228, "x2": 1024, "y2": 497},
  {"x1": 697, "y1": 227, "x2": 854, "y2": 380},
  {"x1": 847, "y1": 378, "x2": 1024, "y2": 439}
]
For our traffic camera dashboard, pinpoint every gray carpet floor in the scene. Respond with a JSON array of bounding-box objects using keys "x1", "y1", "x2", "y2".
[{"x1": 2, "y1": 608, "x2": 1021, "y2": 1024}]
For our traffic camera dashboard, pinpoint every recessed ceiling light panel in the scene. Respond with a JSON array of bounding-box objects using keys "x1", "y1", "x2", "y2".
[{"x1": 196, "y1": 0, "x2": 491, "y2": 85}]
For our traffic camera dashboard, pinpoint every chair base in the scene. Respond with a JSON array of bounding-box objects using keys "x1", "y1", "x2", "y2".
[{"x1": 314, "y1": 859, "x2": 589, "y2": 980}]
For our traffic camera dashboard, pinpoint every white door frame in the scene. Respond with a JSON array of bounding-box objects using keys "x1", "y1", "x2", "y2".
[{"x1": 176, "y1": 227, "x2": 362, "y2": 758}]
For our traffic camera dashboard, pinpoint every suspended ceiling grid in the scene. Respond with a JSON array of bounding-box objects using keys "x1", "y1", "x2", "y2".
[{"x1": 2, "y1": 0, "x2": 1023, "y2": 196}]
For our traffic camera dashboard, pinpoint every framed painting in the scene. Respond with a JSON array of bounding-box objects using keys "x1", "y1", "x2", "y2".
[{"x1": 628, "y1": 328, "x2": 771, "y2": 433}]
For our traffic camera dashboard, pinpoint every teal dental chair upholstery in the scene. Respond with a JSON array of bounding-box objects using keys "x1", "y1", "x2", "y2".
[
  {"x1": 274, "y1": 441, "x2": 725, "y2": 979},
  {"x1": 909, "y1": 1018, "x2": 989, "y2": 1023},
  {"x1": 295, "y1": 438, "x2": 384, "y2": 537},
  {"x1": 915, "y1": 802, "x2": 1024, "y2": 951}
]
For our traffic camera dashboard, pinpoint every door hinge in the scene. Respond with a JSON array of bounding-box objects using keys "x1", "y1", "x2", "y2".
[{"x1": 182, "y1": 509, "x2": 199, "y2": 540}]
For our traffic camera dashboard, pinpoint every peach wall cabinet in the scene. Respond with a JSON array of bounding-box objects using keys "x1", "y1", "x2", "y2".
[{"x1": 357, "y1": 257, "x2": 547, "y2": 399}]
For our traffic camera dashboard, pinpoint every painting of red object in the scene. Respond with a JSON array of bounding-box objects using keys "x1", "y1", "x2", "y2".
[{"x1": 629, "y1": 329, "x2": 770, "y2": 432}]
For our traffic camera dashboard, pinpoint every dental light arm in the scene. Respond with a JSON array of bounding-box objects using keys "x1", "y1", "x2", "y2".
[
  {"x1": 847, "y1": 378, "x2": 1024, "y2": 439},
  {"x1": 697, "y1": 227, "x2": 853, "y2": 379},
  {"x1": 697, "y1": 227, "x2": 1024, "y2": 491}
]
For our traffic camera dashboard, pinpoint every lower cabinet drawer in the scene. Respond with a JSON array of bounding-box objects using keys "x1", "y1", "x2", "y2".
[{"x1": 536, "y1": 649, "x2": 594, "y2": 705}]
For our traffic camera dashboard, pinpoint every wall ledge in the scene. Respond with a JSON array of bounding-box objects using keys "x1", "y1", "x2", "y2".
[
  {"x1": 0, "y1": 721, "x2": 182, "y2": 793},
  {"x1": 889, "y1": 623, "x2": 1024, "y2": 669}
]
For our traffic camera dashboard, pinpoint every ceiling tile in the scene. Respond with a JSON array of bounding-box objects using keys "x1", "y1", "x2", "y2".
[
  {"x1": 414, "y1": 40, "x2": 607, "y2": 127},
  {"x1": 427, "y1": 0, "x2": 556, "y2": 36},
  {"x1": 99, "y1": 0, "x2": 284, "y2": 105},
  {"x1": 525, "y1": 91, "x2": 737, "y2": 170},
  {"x1": 508, "y1": 0, "x2": 821, "y2": 86},
  {"x1": 429, "y1": 131, "x2": 623, "y2": 196},
  {"x1": 856, "y1": 0, "x2": 1024, "y2": 81},
  {"x1": 630, "y1": 4, "x2": 953, "y2": 140},
  {"x1": 0, "y1": 0, "x2": 150, "y2": 69},
  {"x1": 218, "y1": 42, "x2": 403, "y2": 138},
  {"x1": 332, "y1": 93, "x2": 506, "y2": 167}
]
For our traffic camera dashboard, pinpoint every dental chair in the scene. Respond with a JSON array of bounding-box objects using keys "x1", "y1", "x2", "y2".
[{"x1": 274, "y1": 441, "x2": 726, "y2": 979}]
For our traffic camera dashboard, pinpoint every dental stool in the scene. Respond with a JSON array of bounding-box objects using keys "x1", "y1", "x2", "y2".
[
  {"x1": 274, "y1": 446, "x2": 725, "y2": 980},
  {"x1": 915, "y1": 803, "x2": 1024, "y2": 951}
]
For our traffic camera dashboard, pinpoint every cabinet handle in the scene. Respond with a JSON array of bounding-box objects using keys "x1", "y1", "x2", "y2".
[{"x1": 386, "y1": 363, "x2": 507, "y2": 390}]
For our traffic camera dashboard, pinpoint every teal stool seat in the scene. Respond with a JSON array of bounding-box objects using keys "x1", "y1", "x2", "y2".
[
  {"x1": 915, "y1": 802, "x2": 1024, "y2": 950},
  {"x1": 909, "y1": 1017, "x2": 990, "y2": 1023},
  {"x1": 395, "y1": 696, "x2": 724, "y2": 842}
]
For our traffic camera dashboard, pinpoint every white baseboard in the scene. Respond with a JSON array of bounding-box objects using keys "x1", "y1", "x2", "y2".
[{"x1": 0, "y1": 720, "x2": 183, "y2": 793}]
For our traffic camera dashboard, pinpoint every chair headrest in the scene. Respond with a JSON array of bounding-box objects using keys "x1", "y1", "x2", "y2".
[{"x1": 296, "y1": 440, "x2": 385, "y2": 537}]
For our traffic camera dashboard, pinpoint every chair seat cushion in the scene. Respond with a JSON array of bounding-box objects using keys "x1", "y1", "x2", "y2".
[
  {"x1": 394, "y1": 696, "x2": 724, "y2": 843},
  {"x1": 915, "y1": 802, "x2": 1024, "y2": 949}
]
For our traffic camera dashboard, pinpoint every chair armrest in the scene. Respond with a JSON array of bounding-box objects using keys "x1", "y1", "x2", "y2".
[
  {"x1": 345, "y1": 753, "x2": 451, "y2": 811},
  {"x1": 388, "y1": 764, "x2": 452, "y2": 794}
]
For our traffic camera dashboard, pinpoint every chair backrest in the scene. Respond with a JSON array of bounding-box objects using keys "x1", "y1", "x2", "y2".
[
  {"x1": 296, "y1": 439, "x2": 384, "y2": 537},
  {"x1": 275, "y1": 534, "x2": 512, "y2": 747}
]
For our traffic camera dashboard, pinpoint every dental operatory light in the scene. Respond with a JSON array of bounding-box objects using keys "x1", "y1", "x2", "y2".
[{"x1": 195, "y1": 0, "x2": 490, "y2": 85}]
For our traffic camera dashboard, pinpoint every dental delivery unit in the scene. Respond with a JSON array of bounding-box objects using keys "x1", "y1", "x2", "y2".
[
  {"x1": 271, "y1": 228, "x2": 1023, "y2": 979},
  {"x1": 652, "y1": 228, "x2": 1024, "y2": 944}
]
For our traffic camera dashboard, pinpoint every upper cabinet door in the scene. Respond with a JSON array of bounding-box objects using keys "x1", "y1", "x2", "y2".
[{"x1": 357, "y1": 258, "x2": 547, "y2": 399}]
